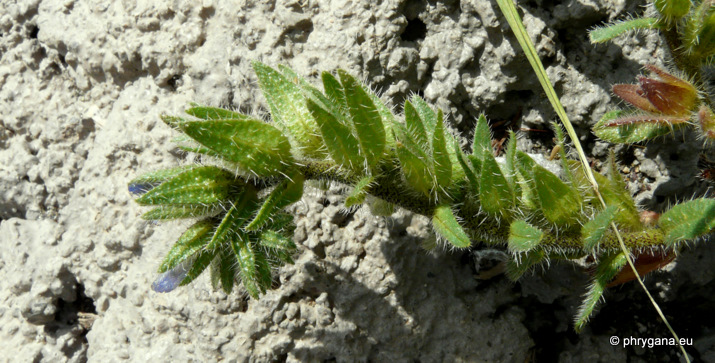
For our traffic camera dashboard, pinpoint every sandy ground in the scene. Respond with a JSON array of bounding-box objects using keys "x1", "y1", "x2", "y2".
[{"x1": 2, "y1": 0, "x2": 715, "y2": 362}]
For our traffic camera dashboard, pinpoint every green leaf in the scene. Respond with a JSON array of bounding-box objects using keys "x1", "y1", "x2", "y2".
[
  {"x1": 582, "y1": 206, "x2": 619, "y2": 251},
  {"x1": 321, "y1": 71, "x2": 348, "y2": 111},
  {"x1": 513, "y1": 151, "x2": 539, "y2": 210},
  {"x1": 245, "y1": 174, "x2": 304, "y2": 231},
  {"x1": 593, "y1": 172, "x2": 641, "y2": 230},
  {"x1": 345, "y1": 175, "x2": 374, "y2": 208},
  {"x1": 366, "y1": 86, "x2": 396, "y2": 148},
  {"x1": 505, "y1": 249, "x2": 546, "y2": 281},
  {"x1": 552, "y1": 122, "x2": 575, "y2": 184},
  {"x1": 432, "y1": 204, "x2": 472, "y2": 248},
  {"x1": 218, "y1": 247, "x2": 237, "y2": 294},
  {"x1": 252, "y1": 62, "x2": 323, "y2": 156},
  {"x1": 264, "y1": 212, "x2": 295, "y2": 232},
  {"x1": 479, "y1": 153, "x2": 514, "y2": 217},
  {"x1": 141, "y1": 205, "x2": 221, "y2": 220},
  {"x1": 410, "y1": 96, "x2": 438, "y2": 134},
  {"x1": 159, "y1": 220, "x2": 214, "y2": 273},
  {"x1": 574, "y1": 252, "x2": 627, "y2": 332},
  {"x1": 533, "y1": 164, "x2": 582, "y2": 226},
  {"x1": 588, "y1": 17, "x2": 659, "y2": 44},
  {"x1": 180, "y1": 119, "x2": 293, "y2": 176},
  {"x1": 259, "y1": 230, "x2": 297, "y2": 264},
  {"x1": 206, "y1": 188, "x2": 259, "y2": 250},
  {"x1": 136, "y1": 166, "x2": 235, "y2": 206},
  {"x1": 593, "y1": 110, "x2": 676, "y2": 144},
  {"x1": 338, "y1": 70, "x2": 386, "y2": 172},
  {"x1": 659, "y1": 199, "x2": 715, "y2": 246},
  {"x1": 455, "y1": 142, "x2": 479, "y2": 192},
  {"x1": 502, "y1": 130, "x2": 519, "y2": 193},
  {"x1": 432, "y1": 114, "x2": 452, "y2": 188},
  {"x1": 396, "y1": 136, "x2": 434, "y2": 197},
  {"x1": 307, "y1": 98, "x2": 364, "y2": 173},
  {"x1": 508, "y1": 220, "x2": 543, "y2": 253},
  {"x1": 367, "y1": 196, "x2": 395, "y2": 216},
  {"x1": 179, "y1": 248, "x2": 218, "y2": 286},
  {"x1": 128, "y1": 165, "x2": 200, "y2": 195},
  {"x1": 185, "y1": 105, "x2": 247, "y2": 120},
  {"x1": 472, "y1": 114, "x2": 492, "y2": 159},
  {"x1": 404, "y1": 100, "x2": 429, "y2": 148},
  {"x1": 231, "y1": 236, "x2": 272, "y2": 298},
  {"x1": 161, "y1": 114, "x2": 188, "y2": 129}
]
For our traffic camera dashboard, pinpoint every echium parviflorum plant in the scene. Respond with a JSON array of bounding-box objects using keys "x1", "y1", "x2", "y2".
[{"x1": 129, "y1": 0, "x2": 715, "y2": 345}]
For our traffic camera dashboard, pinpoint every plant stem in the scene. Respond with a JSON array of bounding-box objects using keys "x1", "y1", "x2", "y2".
[{"x1": 299, "y1": 160, "x2": 670, "y2": 252}]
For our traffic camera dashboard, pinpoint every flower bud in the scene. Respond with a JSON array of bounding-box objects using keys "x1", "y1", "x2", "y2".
[
  {"x1": 612, "y1": 65, "x2": 699, "y2": 117},
  {"x1": 639, "y1": 65, "x2": 699, "y2": 116}
]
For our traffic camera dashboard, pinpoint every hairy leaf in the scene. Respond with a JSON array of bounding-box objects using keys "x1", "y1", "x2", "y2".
[
  {"x1": 185, "y1": 105, "x2": 248, "y2": 120},
  {"x1": 338, "y1": 70, "x2": 386, "y2": 172},
  {"x1": 533, "y1": 164, "x2": 582, "y2": 226},
  {"x1": 128, "y1": 165, "x2": 200, "y2": 195},
  {"x1": 345, "y1": 175, "x2": 374, "y2": 208},
  {"x1": 136, "y1": 166, "x2": 235, "y2": 206},
  {"x1": 479, "y1": 153, "x2": 514, "y2": 217},
  {"x1": 432, "y1": 114, "x2": 452, "y2": 188},
  {"x1": 321, "y1": 71, "x2": 348, "y2": 111},
  {"x1": 246, "y1": 174, "x2": 304, "y2": 231},
  {"x1": 179, "y1": 248, "x2": 218, "y2": 287},
  {"x1": 180, "y1": 119, "x2": 293, "y2": 176},
  {"x1": 508, "y1": 220, "x2": 543, "y2": 253},
  {"x1": 141, "y1": 205, "x2": 221, "y2": 220},
  {"x1": 252, "y1": 61, "x2": 323, "y2": 156},
  {"x1": 432, "y1": 205, "x2": 472, "y2": 248},
  {"x1": 575, "y1": 252, "x2": 627, "y2": 332},
  {"x1": 513, "y1": 151, "x2": 539, "y2": 210},
  {"x1": 472, "y1": 114, "x2": 492, "y2": 160},
  {"x1": 367, "y1": 196, "x2": 395, "y2": 216},
  {"x1": 582, "y1": 206, "x2": 619, "y2": 251},
  {"x1": 593, "y1": 110, "x2": 678, "y2": 144},
  {"x1": 307, "y1": 98, "x2": 364, "y2": 173},
  {"x1": 218, "y1": 247, "x2": 237, "y2": 294},
  {"x1": 506, "y1": 249, "x2": 546, "y2": 281},
  {"x1": 455, "y1": 142, "x2": 479, "y2": 192},
  {"x1": 159, "y1": 220, "x2": 214, "y2": 273},
  {"x1": 207, "y1": 188, "x2": 259, "y2": 250},
  {"x1": 404, "y1": 100, "x2": 429, "y2": 147},
  {"x1": 659, "y1": 198, "x2": 715, "y2": 245},
  {"x1": 232, "y1": 237, "x2": 272, "y2": 299},
  {"x1": 411, "y1": 96, "x2": 438, "y2": 134},
  {"x1": 588, "y1": 17, "x2": 659, "y2": 44},
  {"x1": 394, "y1": 122, "x2": 435, "y2": 196}
]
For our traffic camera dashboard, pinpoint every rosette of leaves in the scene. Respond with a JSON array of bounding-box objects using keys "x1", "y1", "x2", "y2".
[{"x1": 130, "y1": 62, "x2": 715, "y2": 330}]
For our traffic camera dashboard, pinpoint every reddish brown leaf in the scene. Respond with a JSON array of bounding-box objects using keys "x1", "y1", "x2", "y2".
[
  {"x1": 606, "y1": 250, "x2": 676, "y2": 287},
  {"x1": 612, "y1": 84, "x2": 660, "y2": 113},
  {"x1": 639, "y1": 76, "x2": 698, "y2": 116}
]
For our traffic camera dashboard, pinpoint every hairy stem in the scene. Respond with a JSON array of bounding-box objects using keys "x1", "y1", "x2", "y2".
[{"x1": 299, "y1": 160, "x2": 669, "y2": 252}]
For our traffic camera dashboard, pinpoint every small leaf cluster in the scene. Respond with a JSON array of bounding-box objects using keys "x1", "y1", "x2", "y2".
[
  {"x1": 131, "y1": 62, "x2": 715, "y2": 330},
  {"x1": 590, "y1": 0, "x2": 715, "y2": 143}
]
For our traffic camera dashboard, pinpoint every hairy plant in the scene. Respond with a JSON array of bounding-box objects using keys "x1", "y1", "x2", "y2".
[
  {"x1": 130, "y1": 60, "x2": 715, "y2": 331},
  {"x1": 590, "y1": 0, "x2": 715, "y2": 143}
]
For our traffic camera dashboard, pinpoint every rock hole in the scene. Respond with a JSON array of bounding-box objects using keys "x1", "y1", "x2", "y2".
[
  {"x1": 400, "y1": 17, "x2": 427, "y2": 42},
  {"x1": 29, "y1": 24, "x2": 39, "y2": 39},
  {"x1": 166, "y1": 74, "x2": 183, "y2": 90}
]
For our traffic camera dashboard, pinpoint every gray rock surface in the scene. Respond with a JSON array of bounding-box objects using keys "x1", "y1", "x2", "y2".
[{"x1": 1, "y1": 0, "x2": 714, "y2": 362}]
